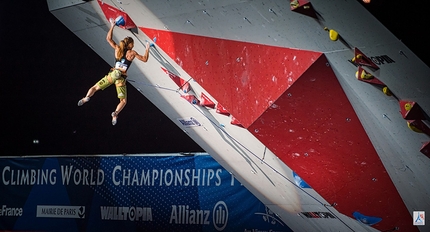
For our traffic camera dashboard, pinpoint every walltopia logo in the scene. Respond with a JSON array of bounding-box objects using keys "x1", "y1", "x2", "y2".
[
  {"x1": 413, "y1": 211, "x2": 425, "y2": 226},
  {"x1": 100, "y1": 206, "x2": 153, "y2": 221}
]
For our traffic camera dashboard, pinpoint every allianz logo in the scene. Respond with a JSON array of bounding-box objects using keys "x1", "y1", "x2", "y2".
[
  {"x1": 170, "y1": 201, "x2": 228, "y2": 231},
  {"x1": 0, "y1": 205, "x2": 23, "y2": 217}
]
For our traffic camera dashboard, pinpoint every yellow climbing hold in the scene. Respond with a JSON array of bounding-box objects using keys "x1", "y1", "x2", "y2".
[
  {"x1": 382, "y1": 87, "x2": 392, "y2": 96},
  {"x1": 404, "y1": 103, "x2": 412, "y2": 111},
  {"x1": 324, "y1": 27, "x2": 339, "y2": 41},
  {"x1": 352, "y1": 54, "x2": 362, "y2": 62},
  {"x1": 329, "y1": 30, "x2": 339, "y2": 41},
  {"x1": 360, "y1": 70, "x2": 373, "y2": 79},
  {"x1": 290, "y1": 0, "x2": 299, "y2": 9},
  {"x1": 407, "y1": 121, "x2": 423, "y2": 133}
]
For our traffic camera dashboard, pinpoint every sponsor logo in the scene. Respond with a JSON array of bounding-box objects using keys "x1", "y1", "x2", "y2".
[
  {"x1": 177, "y1": 117, "x2": 201, "y2": 127},
  {"x1": 348, "y1": 54, "x2": 395, "y2": 66},
  {"x1": 213, "y1": 201, "x2": 228, "y2": 231},
  {"x1": 369, "y1": 55, "x2": 395, "y2": 65},
  {"x1": 254, "y1": 206, "x2": 284, "y2": 226},
  {"x1": 100, "y1": 206, "x2": 153, "y2": 221},
  {"x1": 169, "y1": 201, "x2": 228, "y2": 231},
  {"x1": 0, "y1": 205, "x2": 23, "y2": 217},
  {"x1": 170, "y1": 205, "x2": 210, "y2": 225},
  {"x1": 36, "y1": 205, "x2": 85, "y2": 219},
  {"x1": 413, "y1": 211, "x2": 425, "y2": 226},
  {"x1": 301, "y1": 212, "x2": 336, "y2": 219}
]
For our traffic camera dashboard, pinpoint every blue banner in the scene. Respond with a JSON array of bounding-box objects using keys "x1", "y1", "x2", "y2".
[{"x1": 0, "y1": 154, "x2": 290, "y2": 231}]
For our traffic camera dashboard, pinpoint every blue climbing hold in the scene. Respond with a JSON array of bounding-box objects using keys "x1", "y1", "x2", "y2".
[
  {"x1": 293, "y1": 171, "x2": 311, "y2": 188},
  {"x1": 353, "y1": 211, "x2": 382, "y2": 226},
  {"x1": 115, "y1": 16, "x2": 125, "y2": 26}
]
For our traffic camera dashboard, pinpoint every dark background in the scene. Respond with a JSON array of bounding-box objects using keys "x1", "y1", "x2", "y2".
[{"x1": 1, "y1": 1, "x2": 428, "y2": 156}]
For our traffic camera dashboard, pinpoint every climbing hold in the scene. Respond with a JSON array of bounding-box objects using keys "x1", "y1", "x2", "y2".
[
  {"x1": 230, "y1": 116, "x2": 244, "y2": 127},
  {"x1": 290, "y1": 0, "x2": 300, "y2": 9},
  {"x1": 293, "y1": 172, "x2": 312, "y2": 188},
  {"x1": 351, "y1": 54, "x2": 362, "y2": 62},
  {"x1": 355, "y1": 67, "x2": 384, "y2": 85},
  {"x1": 114, "y1": 16, "x2": 125, "y2": 26},
  {"x1": 148, "y1": 37, "x2": 156, "y2": 47},
  {"x1": 181, "y1": 82, "x2": 191, "y2": 93},
  {"x1": 352, "y1": 48, "x2": 379, "y2": 70},
  {"x1": 404, "y1": 103, "x2": 412, "y2": 111},
  {"x1": 420, "y1": 141, "x2": 430, "y2": 158},
  {"x1": 200, "y1": 92, "x2": 216, "y2": 108},
  {"x1": 399, "y1": 100, "x2": 426, "y2": 120},
  {"x1": 407, "y1": 121, "x2": 423, "y2": 133},
  {"x1": 290, "y1": 0, "x2": 318, "y2": 19},
  {"x1": 382, "y1": 87, "x2": 392, "y2": 96},
  {"x1": 98, "y1": 1, "x2": 136, "y2": 29},
  {"x1": 160, "y1": 67, "x2": 190, "y2": 92},
  {"x1": 329, "y1": 30, "x2": 339, "y2": 41},
  {"x1": 181, "y1": 94, "x2": 200, "y2": 105},
  {"x1": 353, "y1": 211, "x2": 382, "y2": 226},
  {"x1": 324, "y1": 27, "x2": 339, "y2": 41},
  {"x1": 216, "y1": 103, "x2": 230, "y2": 116},
  {"x1": 407, "y1": 120, "x2": 430, "y2": 136},
  {"x1": 355, "y1": 69, "x2": 373, "y2": 80}
]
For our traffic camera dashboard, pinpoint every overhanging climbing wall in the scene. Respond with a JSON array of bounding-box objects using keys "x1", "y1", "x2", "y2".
[{"x1": 140, "y1": 27, "x2": 415, "y2": 231}]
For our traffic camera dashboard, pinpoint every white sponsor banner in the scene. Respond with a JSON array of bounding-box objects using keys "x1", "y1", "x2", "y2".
[{"x1": 36, "y1": 205, "x2": 85, "y2": 219}]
